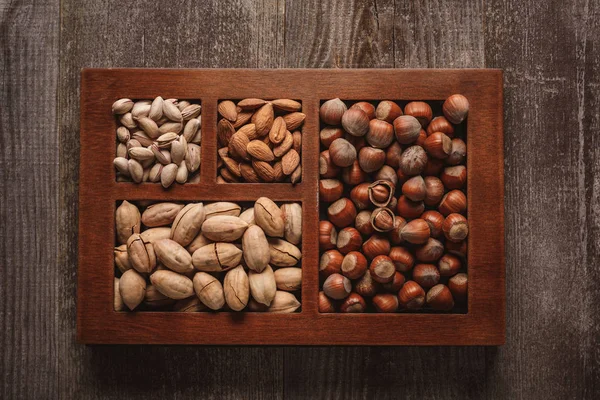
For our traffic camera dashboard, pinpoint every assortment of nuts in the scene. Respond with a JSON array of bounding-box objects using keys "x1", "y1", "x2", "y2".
[
  {"x1": 216, "y1": 99, "x2": 304, "y2": 183},
  {"x1": 112, "y1": 97, "x2": 202, "y2": 187},
  {"x1": 114, "y1": 198, "x2": 302, "y2": 312},
  {"x1": 318, "y1": 96, "x2": 469, "y2": 313}
]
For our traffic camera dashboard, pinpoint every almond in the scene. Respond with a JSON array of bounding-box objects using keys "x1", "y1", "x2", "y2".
[
  {"x1": 218, "y1": 100, "x2": 238, "y2": 122},
  {"x1": 273, "y1": 131, "x2": 293, "y2": 158},
  {"x1": 237, "y1": 124, "x2": 259, "y2": 140},
  {"x1": 251, "y1": 103, "x2": 274, "y2": 136},
  {"x1": 271, "y1": 99, "x2": 302, "y2": 112},
  {"x1": 217, "y1": 119, "x2": 235, "y2": 146},
  {"x1": 240, "y1": 163, "x2": 261, "y2": 182},
  {"x1": 229, "y1": 132, "x2": 250, "y2": 160},
  {"x1": 247, "y1": 140, "x2": 275, "y2": 162},
  {"x1": 283, "y1": 112, "x2": 305, "y2": 130},
  {"x1": 272, "y1": 162, "x2": 284, "y2": 181},
  {"x1": 269, "y1": 117, "x2": 287, "y2": 144},
  {"x1": 252, "y1": 161, "x2": 276, "y2": 182},
  {"x1": 238, "y1": 98, "x2": 267, "y2": 110},
  {"x1": 222, "y1": 157, "x2": 242, "y2": 177},
  {"x1": 281, "y1": 149, "x2": 300, "y2": 175},
  {"x1": 233, "y1": 111, "x2": 253, "y2": 128}
]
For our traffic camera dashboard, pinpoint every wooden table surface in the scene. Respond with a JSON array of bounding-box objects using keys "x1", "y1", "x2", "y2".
[{"x1": 1, "y1": 0, "x2": 598, "y2": 398}]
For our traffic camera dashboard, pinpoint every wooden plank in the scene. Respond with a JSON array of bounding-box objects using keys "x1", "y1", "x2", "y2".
[
  {"x1": 484, "y1": 0, "x2": 600, "y2": 398},
  {"x1": 0, "y1": 0, "x2": 60, "y2": 399}
]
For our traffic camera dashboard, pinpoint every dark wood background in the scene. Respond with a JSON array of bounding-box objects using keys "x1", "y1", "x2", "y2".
[{"x1": 1, "y1": 0, "x2": 598, "y2": 398}]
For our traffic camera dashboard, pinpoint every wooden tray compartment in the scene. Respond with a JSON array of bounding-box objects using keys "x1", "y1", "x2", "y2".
[{"x1": 78, "y1": 69, "x2": 504, "y2": 345}]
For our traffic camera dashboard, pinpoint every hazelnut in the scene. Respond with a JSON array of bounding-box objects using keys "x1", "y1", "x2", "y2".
[
  {"x1": 438, "y1": 190, "x2": 467, "y2": 216},
  {"x1": 389, "y1": 246, "x2": 414, "y2": 272},
  {"x1": 375, "y1": 100, "x2": 402, "y2": 123},
  {"x1": 369, "y1": 255, "x2": 396, "y2": 283},
  {"x1": 402, "y1": 175, "x2": 427, "y2": 201},
  {"x1": 327, "y1": 198, "x2": 357, "y2": 228},
  {"x1": 398, "y1": 281, "x2": 425, "y2": 310},
  {"x1": 342, "y1": 160, "x2": 368, "y2": 185},
  {"x1": 439, "y1": 254, "x2": 462, "y2": 276},
  {"x1": 423, "y1": 132, "x2": 452, "y2": 159},
  {"x1": 393, "y1": 115, "x2": 421, "y2": 144},
  {"x1": 448, "y1": 273, "x2": 468, "y2": 303},
  {"x1": 426, "y1": 284, "x2": 454, "y2": 311},
  {"x1": 387, "y1": 196, "x2": 398, "y2": 211},
  {"x1": 358, "y1": 146, "x2": 386, "y2": 173},
  {"x1": 422, "y1": 158, "x2": 445, "y2": 176},
  {"x1": 350, "y1": 183, "x2": 371, "y2": 210},
  {"x1": 320, "y1": 98, "x2": 347, "y2": 125},
  {"x1": 355, "y1": 271, "x2": 381, "y2": 297},
  {"x1": 421, "y1": 210, "x2": 445, "y2": 237},
  {"x1": 320, "y1": 127, "x2": 344, "y2": 148},
  {"x1": 372, "y1": 293, "x2": 399, "y2": 313},
  {"x1": 443, "y1": 94, "x2": 469, "y2": 124},
  {"x1": 341, "y1": 108, "x2": 370, "y2": 137},
  {"x1": 412, "y1": 264, "x2": 440, "y2": 289},
  {"x1": 404, "y1": 101, "x2": 433, "y2": 127},
  {"x1": 368, "y1": 180, "x2": 395, "y2": 207},
  {"x1": 442, "y1": 213, "x2": 469, "y2": 242},
  {"x1": 400, "y1": 218, "x2": 430, "y2": 244},
  {"x1": 389, "y1": 216, "x2": 407, "y2": 245},
  {"x1": 329, "y1": 138, "x2": 357, "y2": 167},
  {"x1": 355, "y1": 210, "x2": 375, "y2": 236},
  {"x1": 427, "y1": 116, "x2": 455, "y2": 137},
  {"x1": 350, "y1": 102, "x2": 376, "y2": 119},
  {"x1": 396, "y1": 168, "x2": 410, "y2": 186},
  {"x1": 415, "y1": 238, "x2": 444, "y2": 263},
  {"x1": 362, "y1": 234, "x2": 391, "y2": 260},
  {"x1": 424, "y1": 176, "x2": 445, "y2": 207},
  {"x1": 337, "y1": 227, "x2": 363, "y2": 254},
  {"x1": 446, "y1": 239, "x2": 467, "y2": 258},
  {"x1": 319, "y1": 249, "x2": 344, "y2": 277},
  {"x1": 370, "y1": 207, "x2": 395, "y2": 232},
  {"x1": 374, "y1": 165, "x2": 398, "y2": 186},
  {"x1": 441, "y1": 165, "x2": 467, "y2": 189},
  {"x1": 319, "y1": 220, "x2": 338, "y2": 251},
  {"x1": 396, "y1": 195, "x2": 425, "y2": 219},
  {"x1": 320, "y1": 179, "x2": 344, "y2": 203},
  {"x1": 319, "y1": 150, "x2": 341, "y2": 178},
  {"x1": 382, "y1": 272, "x2": 406, "y2": 292},
  {"x1": 344, "y1": 134, "x2": 367, "y2": 152},
  {"x1": 318, "y1": 291, "x2": 336, "y2": 312},
  {"x1": 340, "y1": 293, "x2": 367, "y2": 313},
  {"x1": 323, "y1": 273, "x2": 352, "y2": 300},
  {"x1": 446, "y1": 138, "x2": 466, "y2": 165},
  {"x1": 366, "y1": 119, "x2": 394, "y2": 148},
  {"x1": 385, "y1": 142, "x2": 403, "y2": 168},
  {"x1": 415, "y1": 129, "x2": 427, "y2": 147},
  {"x1": 399, "y1": 145, "x2": 428, "y2": 176},
  {"x1": 341, "y1": 251, "x2": 368, "y2": 279}
]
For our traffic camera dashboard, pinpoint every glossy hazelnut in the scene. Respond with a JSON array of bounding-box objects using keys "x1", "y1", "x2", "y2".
[
  {"x1": 424, "y1": 176, "x2": 445, "y2": 207},
  {"x1": 323, "y1": 273, "x2": 352, "y2": 300},
  {"x1": 426, "y1": 284, "x2": 454, "y2": 311},
  {"x1": 382, "y1": 272, "x2": 406, "y2": 292},
  {"x1": 422, "y1": 158, "x2": 445, "y2": 176},
  {"x1": 439, "y1": 254, "x2": 462, "y2": 276},
  {"x1": 344, "y1": 134, "x2": 367, "y2": 152},
  {"x1": 370, "y1": 207, "x2": 395, "y2": 232},
  {"x1": 369, "y1": 255, "x2": 396, "y2": 283},
  {"x1": 412, "y1": 264, "x2": 441, "y2": 289},
  {"x1": 362, "y1": 234, "x2": 391, "y2": 260},
  {"x1": 404, "y1": 101, "x2": 433, "y2": 127},
  {"x1": 421, "y1": 210, "x2": 445, "y2": 237},
  {"x1": 350, "y1": 183, "x2": 371, "y2": 210},
  {"x1": 320, "y1": 179, "x2": 344, "y2": 202},
  {"x1": 319, "y1": 150, "x2": 341, "y2": 178},
  {"x1": 368, "y1": 180, "x2": 395, "y2": 207},
  {"x1": 366, "y1": 119, "x2": 394, "y2": 148},
  {"x1": 341, "y1": 108, "x2": 370, "y2": 137},
  {"x1": 389, "y1": 246, "x2": 414, "y2": 272},
  {"x1": 438, "y1": 190, "x2": 467, "y2": 216},
  {"x1": 385, "y1": 142, "x2": 403, "y2": 168},
  {"x1": 399, "y1": 145, "x2": 428, "y2": 175},
  {"x1": 341, "y1": 251, "x2": 368, "y2": 280},
  {"x1": 372, "y1": 293, "x2": 399, "y2": 313},
  {"x1": 427, "y1": 116, "x2": 455, "y2": 137},
  {"x1": 389, "y1": 216, "x2": 407, "y2": 245},
  {"x1": 327, "y1": 197, "x2": 357, "y2": 228},
  {"x1": 329, "y1": 138, "x2": 357, "y2": 167},
  {"x1": 448, "y1": 273, "x2": 468, "y2": 303},
  {"x1": 393, "y1": 115, "x2": 421, "y2": 144},
  {"x1": 424, "y1": 132, "x2": 452, "y2": 159},
  {"x1": 443, "y1": 94, "x2": 469, "y2": 124},
  {"x1": 400, "y1": 218, "x2": 430, "y2": 244},
  {"x1": 320, "y1": 98, "x2": 347, "y2": 125},
  {"x1": 340, "y1": 293, "x2": 367, "y2": 313},
  {"x1": 442, "y1": 213, "x2": 469, "y2": 242},
  {"x1": 402, "y1": 176, "x2": 427, "y2": 201},
  {"x1": 415, "y1": 238, "x2": 444, "y2": 263},
  {"x1": 396, "y1": 195, "x2": 425, "y2": 219},
  {"x1": 319, "y1": 249, "x2": 344, "y2": 277},
  {"x1": 387, "y1": 196, "x2": 398, "y2": 211},
  {"x1": 318, "y1": 291, "x2": 336, "y2": 313},
  {"x1": 355, "y1": 211, "x2": 375, "y2": 236},
  {"x1": 358, "y1": 146, "x2": 386, "y2": 173},
  {"x1": 441, "y1": 165, "x2": 467, "y2": 189},
  {"x1": 337, "y1": 227, "x2": 363, "y2": 254},
  {"x1": 320, "y1": 127, "x2": 344, "y2": 148},
  {"x1": 396, "y1": 168, "x2": 410, "y2": 185},
  {"x1": 355, "y1": 271, "x2": 381, "y2": 297},
  {"x1": 446, "y1": 138, "x2": 466, "y2": 165},
  {"x1": 375, "y1": 100, "x2": 402, "y2": 123},
  {"x1": 319, "y1": 220, "x2": 338, "y2": 251},
  {"x1": 415, "y1": 129, "x2": 427, "y2": 147},
  {"x1": 350, "y1": 102, "x2": 376, "y2": 119},
  {"x1": 342, "y1": 160, "x2": 368, "y2": 185},
  {"x1": 398, "y1": 281, "x2": 426, "y2": 310},
  {"x1": 375, "y1": 165, "x2": 398, "y2": 186},
  {"x1": 446, "y1": 239, "x2": 467, "y2": 258}
]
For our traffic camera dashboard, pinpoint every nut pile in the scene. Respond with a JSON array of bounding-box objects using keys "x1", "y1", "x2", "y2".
[
  {"x1": 114, "y1": 198, "x2": 302, "y2": 312},
  {"x1": 112, "y1": 97, "x2": 202, "y2": 188},
  {"x1": 318, "y1": 96, "x2": 469, "y2": 313},
  {"x1": 216, "y1": 99, "x2": 304, "y2": 183}
]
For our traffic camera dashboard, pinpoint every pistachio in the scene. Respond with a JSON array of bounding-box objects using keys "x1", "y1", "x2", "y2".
[
  {"x1": 193, "y1": 272, "x2": 225, "y2": 310},
  {"x1": 149, "y1": 96, "x2": 164, "y2": 121},
  {"x1": 112, "y1": 98, "x2": 134, "y2": 114},
  {"x1": 150, "y1": 270, "x2": 194, "y2": 300},
  {"x1": 223, "y1": 265, "x2": 249, "y2": 311},
  {"x1": 248, "y1": 265, "x2": 276, "y2": 306}
]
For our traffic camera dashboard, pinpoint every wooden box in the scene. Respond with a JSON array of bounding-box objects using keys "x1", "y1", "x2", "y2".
[{"x1": 78, "y1": 69, "x2": 504, "y2": 345}]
